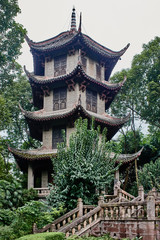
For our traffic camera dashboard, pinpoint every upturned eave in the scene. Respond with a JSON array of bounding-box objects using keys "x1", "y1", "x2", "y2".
[
  {"x1": 9, "y1": 145, "x2": 143, "y2": 172},
  {"x1": 25, "y1": 32, "x2": 129, "y2": 60},
  {"x1": 24, "y1": 65, "x2": 126, "y2": 110},
  {"x1": 20, "y1": 104, "x2": 130, "y2": 141}
]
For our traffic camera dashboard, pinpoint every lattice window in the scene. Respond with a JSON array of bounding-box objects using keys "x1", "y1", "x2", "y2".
[
  {"x1": 81, "y1": 56, "x2": 87, "y2": 71},
  {"x1": 52, "y1": 127, "x2": 65, "y2": 149},
  {"x1": 54, "y1": 55, "x2": 67, "y2": 77},
  {"x1": 86, "y1": 89, "x2": 97, "y2": 113},
  {"x1": 96, "y1": 64, "x2": 101, "y2": 81},
  {"x1": 53, "y1": 88, "x2": 67, "y2": 111}
]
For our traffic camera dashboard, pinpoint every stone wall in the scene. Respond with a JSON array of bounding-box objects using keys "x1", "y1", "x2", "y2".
[
  {"x1": 90, "y1": 220, "x2": 159, "y2": 240},
  {"x1": 44, "y1": 53, "x2": 105, "y2": 81}
]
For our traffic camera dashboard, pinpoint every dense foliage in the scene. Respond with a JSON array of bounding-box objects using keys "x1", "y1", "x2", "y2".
[
  {"x1": 110, "y1": 37, "x2": 160, "y2": 191},
  {"x1": 0, "y1": 200, "x2": 66, "y2": 239},
  {"x1": 0, "y1": 0, "x2": 26, "y2": 90},
  {"x1": 0, "y1": 0, "x2": 41, "y2": 185},
  {"x1": 139, "y1": 158, "x2": 160, "y2": 192},
  {"x1": 111, "y1": 36, "x2": 160, "y2": 129},
  {"x1": 47, "y1": 118, "x2": 120, "y2": 209}
]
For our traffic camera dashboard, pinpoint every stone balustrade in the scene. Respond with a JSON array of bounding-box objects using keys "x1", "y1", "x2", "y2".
[
  {"x1": 119, "y1": 189, "x2": 135, "y2": 201},
  {"x1": 34, "y1": 206, "x2": 80, "y2": 233},
  {"x1": 61, "y1": 206, "x2": 102, "y2": 237},
  {"x1": 104, "y1": 195, "x2": 117, "y2": 203},
  {"x1": 83, "y1": 205, "x2": 95, "y2": 215},
  {"x1": 33, "y1": 187, "x2": 160, "y2": 239},
  {"x1": 101, "y1": 201, "x2": 147, "y2": 220},
  {"x1": 34, "y1": 188, "x2": 50, "y2": 197}
]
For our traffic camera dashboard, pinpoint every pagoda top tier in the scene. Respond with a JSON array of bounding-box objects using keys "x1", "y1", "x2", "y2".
[
  {"x1": 26, "y1": 7, "x2": 130, "y2": 80},
  {"x1": 26, "y1": 31, "x2": 129, "y2": 59}
]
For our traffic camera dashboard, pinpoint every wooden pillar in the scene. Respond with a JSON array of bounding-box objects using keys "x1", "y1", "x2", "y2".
[
  {"x1": 28, "y1": 163, "x2": 34, "y2": 189},
  {"x1": 41, "y1": 170, "x2": 48, "y2": 188}
]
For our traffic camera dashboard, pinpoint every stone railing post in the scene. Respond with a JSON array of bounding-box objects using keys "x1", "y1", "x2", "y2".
[
  {"x1": 33, "y1": 223, "x2": 37, "y2": 234},
  {"x1": 77, "y1": 198, "x2": 83, "y2": 217},
  {"x1": 98, "y1": 195, "x2": 104, "y2": 206},
  {"x1": 118, "y1": 188, "x2": 122, "y2": 201},
  {"x1": 50, "y1": 224, "x2": 56, "y2": 232},
  {"x1": 152, "y1": 187, "x2": 157, "y2": 198},
  {"x1": 114, "y1": 180, "x2": 121, "y2": 196},
  {"x1": 147, "y1": 191, "x2": 155, "y2": 220},
  {"x1": 138, "y1": 185, "x2": 144, "y2": 201},
  {"x1": 98, "y1": 195, "x2": 104, "y2": 218}
]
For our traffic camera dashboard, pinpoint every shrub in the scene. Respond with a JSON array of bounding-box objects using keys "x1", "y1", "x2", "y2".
[
  {"x1": 45, "y1": 232, "x2": 65, "y2": 240},
  {"x1": 12, "y1": 201, "x2": 53, "y2": 237},
  {"x1": 0, "y1": 225, "x2": 15, "y2": 240},
  {"x1": 0, "y1": 208, "x2": 16, "y2": 226},
  {"x1": 16, "y1": 232, "x2": 65, "y2": 240}
]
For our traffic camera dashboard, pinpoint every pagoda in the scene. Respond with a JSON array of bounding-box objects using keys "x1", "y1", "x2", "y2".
[{"x1": 9, "y1": 8, "x2": 142, "y2": 197}]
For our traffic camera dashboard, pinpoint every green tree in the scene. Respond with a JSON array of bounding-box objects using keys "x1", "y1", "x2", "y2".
[
  {"x1": 110, "y1": 37, "x2": 160, "y2": 188},
  {"x1": 48, "y1": 118, "x2": 119, "y2": 209},
  {"x1": 0, "y1": 0, "x2": 26, "y2": 90},
  {"x1": 111, "y1": 37, "x2": 160, "y2": 129},
  {"x1": 139, "y1": 158, "x2": 160, "y2": 192}
]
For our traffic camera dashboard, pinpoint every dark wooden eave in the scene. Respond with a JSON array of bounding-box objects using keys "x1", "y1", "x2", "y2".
[
  {"x1": 20, "y1": 104, "x2": 130, "y2": 141},
  {"x1": 25, "y1": 32, "x2": 129, "y2": 80},
  {"x1": 26, "y1": 32, "x2": 129, "y2": 58},
  {"x1": 8, "y1": 145, "x2": 143, "y2": 173}
]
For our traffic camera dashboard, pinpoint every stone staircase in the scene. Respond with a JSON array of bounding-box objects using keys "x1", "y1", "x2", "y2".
[
  {"x1": 33, "y1": 199, "x2": 97, "y2": 236},
  {"x1": 33, "y1": 187, "x2": 160, "y2": 239}
]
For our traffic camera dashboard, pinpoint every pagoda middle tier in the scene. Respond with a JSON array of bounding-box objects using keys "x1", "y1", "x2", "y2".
[{"x1": 24, "y1": 65, "x2": 126, "y2": 110}]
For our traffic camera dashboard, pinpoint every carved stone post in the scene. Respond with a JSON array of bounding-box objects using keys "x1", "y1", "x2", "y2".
[
  {"x1": 118, "y1": 188, "x2": 122, "y2": 201},
  {"x1": 138, "y1": 185, "x2": 144, "y2": 201},
  {"x1": 33, "y1": 223, "x2": 37, "y2": 234},
  {"x1": 147, "y1": 191, "x2": 155, "y2": 220},
  {"x1": 98, "y1": 195, "x2": 104, "y2": 218},
  {"x1": 152, "y1": 187, "x2": 157, "y2": 198},
  {"x1": 98, "y1": 195, "x2": 104, "y2": 206},
  {"x1": 77, "y1": 198, "x2": 83, "y2": 217},
  {"x1": 50, "y1": 224, "x2": 56, "y2": 232}
]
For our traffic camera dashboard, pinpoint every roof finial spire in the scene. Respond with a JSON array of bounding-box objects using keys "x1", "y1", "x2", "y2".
[
  {"x1": 78, "y1": 12, "x2": 82, "y2": 32},
  {"x1": 71, "y1": 6, "x2": 76, "y2": 31}
]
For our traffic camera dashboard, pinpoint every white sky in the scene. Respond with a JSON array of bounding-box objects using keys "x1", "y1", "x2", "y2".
[{"x1": 17, "y1": 0, "x2": 160, "y2": 75}]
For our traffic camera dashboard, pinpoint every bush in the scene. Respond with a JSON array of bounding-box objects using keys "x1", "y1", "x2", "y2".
[
  {"x1": 0, "y1": 208, "x2": 16, "y2": 226},
  {"x1": 45, "y1": 232, "x2": 65, "y2": 240},
  {"x1": 0, "y1": 225, "x2": 15, "y2": 240},
  {"x1": 16, "y1": 232, "x2": 65, "y2": 240},
  {"x1": 12, "y1": 201, "x2": 53, "y2": 237}
]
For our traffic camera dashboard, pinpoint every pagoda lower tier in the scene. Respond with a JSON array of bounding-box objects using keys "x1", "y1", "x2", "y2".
[{"x1": 9, "y1": 145, "x2": 143, "y2": 196}]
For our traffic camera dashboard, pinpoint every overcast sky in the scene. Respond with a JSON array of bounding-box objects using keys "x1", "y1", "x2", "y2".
[{"x1": 17, "y1": 0, "x2": 160, "y2": 75}]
